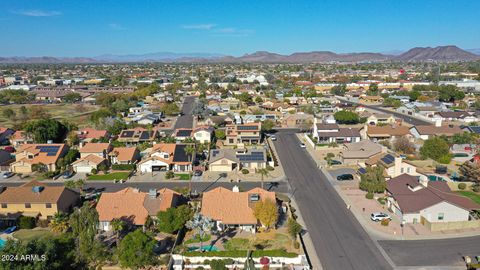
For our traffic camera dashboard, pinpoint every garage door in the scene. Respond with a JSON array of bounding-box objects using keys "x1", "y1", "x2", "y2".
[
  {"x1": 75, "y1": 166, "x2": 92, "y2": 173},
  {"x1": 210, "y1": 164, "x2": 232, "y2": 172},
  {"x1": 152, "y1": 166, "x2": 167, "y2": 171}
]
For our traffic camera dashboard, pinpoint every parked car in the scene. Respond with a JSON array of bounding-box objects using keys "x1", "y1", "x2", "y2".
[
  {"x1": 330, "y1": 160, "x2": 342, "y2": 165},
  {"x1": 2, "y1": 172, "x2": 14, "y2": 179},
  {"x1": 62, "y1": 171, "x2": 75, "y2": 179},
  {"x1": 336, "y1": 174, "x2": 354, "y2": 181},
  {"x1": 193, "y1": 170, "x2": 203, "y2": 176},
  {"x1": 3, "y1": 146, "x2": 14, "y2": 153},
  {"x1": 299, "y1": 143, "x2": 306, "y2": 148},
  {"x1": 370, "y1": 212, "x2": 391, "y2": 222}
]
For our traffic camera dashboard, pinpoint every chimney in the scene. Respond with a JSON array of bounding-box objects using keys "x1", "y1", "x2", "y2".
[
  {"x1": 435, "y1": 119, "x2": 442, "y2": 127},
  {"x1": 232, "y1": 185, "x2": 239, "y2": 192},
  {"x1": 419, "y1": 175, "x2": 428, "y2": 187},
  {"x1": 148, "y1": 189, "x2": 157, "y2": 199}
]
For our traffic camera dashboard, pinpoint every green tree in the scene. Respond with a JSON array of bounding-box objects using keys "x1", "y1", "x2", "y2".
[
  {"x1": 408, "y1": 90, "x2": 421, "y2": 101},
  {"x1": 237, "y1": 92, "x2": 252, "y2": 103},
  {"x1": 419, "y1": 137, "x2": 451, "y2": 163},
  {"x1": 287, "y1": 217, "x2": 302, "y2": 243},
  {"x1": 63, "y1": 92, "x2": 82, "y2": 103},
  {"x1": 257, "y1": 168, "x2": 270, "y2": 189},
  {"x1": 157, "y1": 205, "x2": 193, "y2": 234},
  {"x1": 253, "y1": 199, "x2": 278, "y2": 231},
  {"x1": 49, "y1": 212, "x2": 69, "y2": 233},
  {"x1": 215, "y1": 129, "x2": 226, "y2": 140},
  {"x1": 70, "y1": 204, "x2": 108, "y2": 267},
  {"x1": 2, "y1": 108, "x2": 16, "y2": 120},
  {"x1": 334, "y1": 111, "x2": 360, "y2": 124},
  {"x1": 24, "y1": 118, "x2": 68, "y2": 143},
  {"x1": 330, "y1": 84, "x2": 346, "y2": 96},
  {"x1": 111, "y1": 218, "x2": 126, "y2": 246},
  {"x1": 367, "y1": 83, "x2": 379, "y2": 96},
  {"x1": 117, "y1": 229, "x2": 158, "y2": 270},
  {"x1": 359, "y1": 166, "x2": 386, "y2": 193},
  {"x1": 324, "y1": 153, "x2": 335, "y2": 166},
  {"x1": 261, "y1": 119, "x2": 275, "y2": 132}
]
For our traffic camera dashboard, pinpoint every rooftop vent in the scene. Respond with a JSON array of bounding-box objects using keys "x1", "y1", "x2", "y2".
[
  {"x1": 148, "y1": 189, "x2": 157, "y2": 199},
  {"x1": 32, "y1": 186, "x2": 44, "y2": 193},
  {"x1": 249, "y1": 194, "x2": 260, "y2": 202}
]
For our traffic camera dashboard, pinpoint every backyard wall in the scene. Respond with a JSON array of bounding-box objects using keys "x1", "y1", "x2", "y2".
[{"x1": 424, "y1": 219, "x2": 480, "y2": 231}]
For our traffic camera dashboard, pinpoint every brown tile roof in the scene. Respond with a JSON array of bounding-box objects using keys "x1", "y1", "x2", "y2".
[
  {"x1": 79, "y1": 128, "x2": 108, "y2": 139},
  {"x1": 96, "y1": 187, "x2": 179, "y2": 225},
  {"x1": 79, "y1": 143, "x2": 111, "y2": 154},
  {"x1": 15, "y1": 144, "x2": 66, "y2": 165},
  {"x1": 111, "y1": 147, "x2": 138, "y2": 162},
  {"x1": 387, "y1": 174, "x2": 479, "y2": 213},
  {"x1": 412, "y1": 125, "x2": 463, "y2": 136},
  {"x1": 71, "y1": 154, "x2": 105, "y2": 166},
  {"x1": 0, "y1": 180, "x2": 78, "y2": 204},
  {"x1": 201, "y1": 187, "x2": 276, "y2": 225}
]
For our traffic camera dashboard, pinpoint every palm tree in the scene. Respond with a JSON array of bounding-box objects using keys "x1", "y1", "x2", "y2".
[
  {"x1": 110, "y1": 218, "x2": 126, "y2": 246},
  {"x1": 49, "y1": 212, "x2": 69, "y2": 233},
  {"x1": 184, "y1": 144, "x2": 196, "y2": 193},
  {"x1": 257, "y1": 168, "x2": 270, "y2": 189}
]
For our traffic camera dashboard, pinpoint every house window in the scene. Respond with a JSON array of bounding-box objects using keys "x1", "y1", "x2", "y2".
[
  {"x1": 407, "y1": 167, "x2": 411, "y2": 173},
  {"x1": 46, "y1": 203, "x2": 52, "y2": 208},
  {"x1": 1, "y1": 203, "x2": 7, "y2": 208},
  {"x1": 438, "y1": 213, "x2": 444, "y2": 221},
  {"x1": 401, "y1": 168, "x2": 404, "y2": 173},
  {"x1": 25, "y1": 203, "x2": 31, "y2": 208}
]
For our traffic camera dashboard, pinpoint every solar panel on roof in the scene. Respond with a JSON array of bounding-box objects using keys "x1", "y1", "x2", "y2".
[
  {"x1": 358, "y1": 168, "x2": 367, "y2": 174},
  {"x1": 381, "y1": 154, "x2": 395, "y2": 165}
]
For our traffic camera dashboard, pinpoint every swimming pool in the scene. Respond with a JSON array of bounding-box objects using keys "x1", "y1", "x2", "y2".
[{"x1": 187, "y1": 245, "x2": 218, "y2": 252}]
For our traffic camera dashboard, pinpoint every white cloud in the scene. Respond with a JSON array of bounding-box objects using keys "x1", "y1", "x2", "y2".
[
  {"x1": 181, "y1": 24, "x2": 216, "y2": 30},
  {"x1": 13, "y1": 9, "x2": 62, "y2": 17}
]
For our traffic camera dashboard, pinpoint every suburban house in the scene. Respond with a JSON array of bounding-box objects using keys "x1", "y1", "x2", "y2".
[
  {"x1": 208, "y1": 148, "x2": 267, "y2": 172},
  {"x1": 0, "y1": 180, "x2": 80, "y2": 223},
  {"x1": 362, "y1": 125, "x2": 412, "y2": 142},
  {"x1": 138, "y1": 143, "x2": 194, "y2": 173},
  {"x1": 201, "y1": 186, "x2": 276, "y2": 233},
  {"x1": 366, "y1": 113, "x2": 396, "y2": 125},
  {"x1": 72, "y1": 154, "x2": 107, "y2": 173},
  {"x1": 118, "y1": 128, "x2": 158, "y2": 144},
  {"x1": 340, "y1": 140, "x2": 384, "y2": 165},
  {"x1": 362, "y1": 153, "x2": 420, "y2": 179},
  {"x1": 435, "y1": 111, "x2": 479, "y2": 123},
  {"x1": 96, "y1": 187, "x2": 180, "y2": 231},
  {"x1": 77, "y1": 128, "x2": 110, "y2": 143},
  {"x1": 9, "y1": 131, "x2": 34, "y2": 148},
  {"x1": 359, "y1": 95, "x2": 384, "y2": 104},
  {"x1": 410, "y1": 124, "x2": 463, "y2": 140},
  {"x1": 386, "y1": 174, "x2": 479, "y2": 224},
  {"x1": 312, "y1": 118, "x2": 361, "y2": 144},
  {"x1": 79, "y1": 143, "x2": 112, "y2": 159},
  {"x1": 10, "y1": 144, "x2": 68, "y2": 173},
  {"x1": 0, "y1": 150, "x2": 14, "y2": 171},
  {"x1": 280, "y1": 114, "x2": 313, "y2": 129},
  {"x1": 109, "y1": 147, "x2": 140, "y2": 165},
  {"x1": 174, "y1": 128, "x2": 193, "y2": 141},
  {"x1": 224, "y1": 122, "x2": 262, "y2": 145},
  {"x1": 192, "y1": 126, "x2": 214, "y2": 144}
]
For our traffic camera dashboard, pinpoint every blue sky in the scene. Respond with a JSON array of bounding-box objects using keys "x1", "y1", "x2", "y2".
[{"x1": 1, "y1": 0, "x2": 479, "y2": 57}]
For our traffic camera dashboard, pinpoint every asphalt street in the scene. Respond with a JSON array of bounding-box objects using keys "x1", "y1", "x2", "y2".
[
  {"x1": 174, "y1": 96, "x2": 196, "y2": 129},
  {"x1": 379, "y1": 236, "x2": 480, "y2": 267},
  {"x1": 337, "y1": 97, "x2": 432, "y2": 126},
  {"x1": 274, "y1": 130, "x2": 392, "y2": 270}
]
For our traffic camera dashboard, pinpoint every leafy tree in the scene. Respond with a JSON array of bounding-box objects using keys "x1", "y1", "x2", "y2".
[
  {"x1": 253, "y1": 199, "x2": 278, "y2": 231},
  {"x1": 255, "y1": 96, "x2": 263, "y2": 104},
  {"x1": 324, "y1": 153, "x2": 335, "y2": 166},
  {"x1": 367, "y1": 83, "x2": 379, "y2": 96},
  {"x1": 2, "y1": 108, "x2": 16, "y2": 120},
  {"x1": 408, "y1": 90, "x2": 421, "y2": 101},
  {"x1": 66, "y1": 131, "x2": 80, "y2": 146},
  {"x1": 63, "y1": 92, "x2": 82, "y2": 103},
  {"x1": 359, "y1": 166, "x2": 386, "y2": 193},
  {"x1": 334, "y1": 111, "x2": 360, "y2": 124},
  {"x1": 117, "y1": 229, "x2": 158, "y2": 270},
  {"x1": 24, "y1": 118, "x2": 68, "y2": 143},
  {"x1": 157, "y1": 205, "x2": 193, "y2": 234},
  {"x1": 261, "y1": 119, "x2": 275, "y2": 132},
  {"x1": 459, "y1": 161, "x2": 480, "y2": 184},
  {"x1": 63, "y1": 149, "x2": 80, "y2": 165},
  {"x1": 160, "y1": 102, "x2": 180, "y2": 116},
  {"x1": 18, "y1": 216, "x2": 36, "y2": 229},
  {"x1": 330, "y1": 84, "x2": 346, "y2": 96},
  {"x1": 420, "y1": 137, "x2": 451, "y2": 163},
  {"x1": 393, "y1": 137, "x2": 415, "y2": 154},
  {"x1": 382, "y1": 98, "x2": 402, "y2": 108},
  {"x1": 287, "y1": 217, "x2": 302, "y2": 243},
  {"x1": 70, "y1": 204, "x2": 108, "y2": 267},
  {"x1": 0, "y1": 234, "x2": 77, "y2": 270},
  {"x1": 237, "y1": 92, "x2": 253, "y2": 103}
]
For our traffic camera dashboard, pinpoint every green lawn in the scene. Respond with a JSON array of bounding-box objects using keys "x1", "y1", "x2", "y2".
[
  {"x1": 13, "y1": 229, "x2": 54, "y2": 241},
  {"x1": 88, "y1": 171, "x2": 131, "y2": 181},
  {"x1": 175, "y1": 173, "x2": 191, "y2": 180},
  {"x1": 456, "y1": 191, "x2": 480, "y2": 204},
  {"x1": 184, "y1": 234, "x2": 211, "y2": 245}
]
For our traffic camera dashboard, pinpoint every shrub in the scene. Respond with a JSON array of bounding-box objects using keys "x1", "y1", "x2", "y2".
[
  {"x1": 91, "y1": 168, "x2": 98, "y2": 174},
  {"x1": 437, "y1": 154, "x2": 452, "y2": 164},
  {"x1": 183, "y1": 249, "x2": 298, "y2": 258},
  {"x1": 165, "y1": 171, "x2": 175, "y2": 179},
  {"x1": 112, "y1": 164, "x2": 136, "y2": 171},
  {"x1": 293, "y1": 241, "x2": 300, "y2": 249},
  {"x1": 209, "y1": 260, "x2": 227, "y2": 270},
  {"x1": 19, "y1": 216, "x2": 36, "y2": 229},
  {"x1": 365, "y1": 192, "x2": 374, "y2": 199},
  {"x1": 473, "y1": 184, "x2": 480, "y2": 193},
  {"x1": 241, "y1": 169, "x2": 249, "y2": 174},
  {"x1": 458, "y1": 183, "x2": 467, "y2": 190},
  {"x1": 266, "y1": 165, "x2": 274, "y2": 171},
  {"x1": 380, "y1": 218, "x2": 390, "y2": 226},
  {"x1": 377, "y1": 197, "x2": 386, "y2": 205}
]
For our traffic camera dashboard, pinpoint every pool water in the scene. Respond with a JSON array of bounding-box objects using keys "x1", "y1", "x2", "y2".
[
  {"x1": 428, "y1": 175, "x2": 446, "y2": 182},
  {"x1": 187, "y1": 245, "x2": 218, "y2": 252}
]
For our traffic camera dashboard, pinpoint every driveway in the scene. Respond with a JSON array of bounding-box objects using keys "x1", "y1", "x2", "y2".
[
  {"x1": 328, "y1": 168, "x2": 357, "y2": 180},
  {"x1": 174, "y1": 96, "x2": 196, "y2": 129}
]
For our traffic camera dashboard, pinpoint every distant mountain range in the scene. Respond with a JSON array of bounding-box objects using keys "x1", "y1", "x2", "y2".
[{"x1": 1, "y1": 46, "x2": 479, "y2": 64}]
